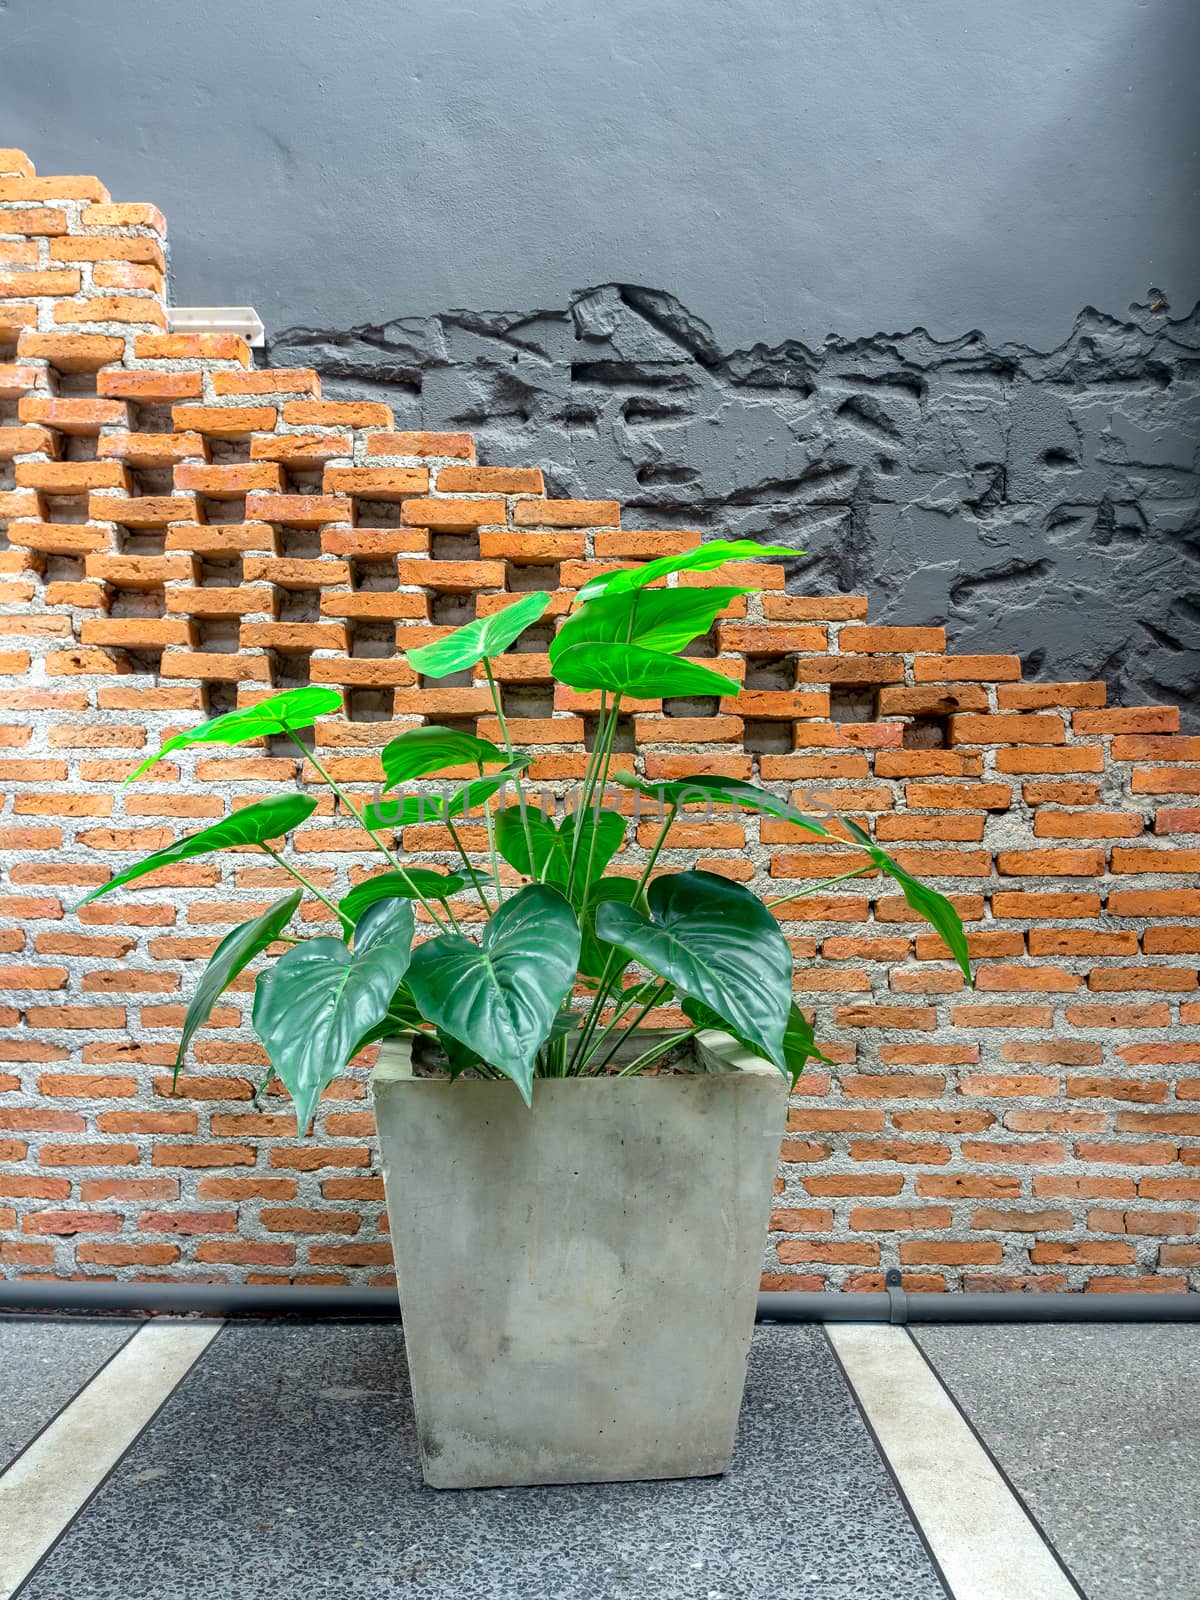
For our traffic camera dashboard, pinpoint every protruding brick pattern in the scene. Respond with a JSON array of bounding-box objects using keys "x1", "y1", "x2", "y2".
[{"x1": 1, "y1": 153, "x2": 1198, "y2": 1294}]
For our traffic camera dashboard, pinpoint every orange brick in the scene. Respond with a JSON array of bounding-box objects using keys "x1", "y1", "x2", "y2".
[
  {"x1": 323, "y1": 466, "x2": 429, "y2": 499},
  {"x1": 399, "y1": 497, "x2": 506, "y2": 529},
  {"x1": 849, "y1": 1206, "x2": 952, "y2": 1231},
  {"x1": 365, "y1": 430, "x2": 473, "y2": 458},
  {"x1": 1089, "y1": 1209, "x2": 1197, "y2": 1237},
  {"x1": 514, "y1": 498, "x2": 619, "y2": 527},
  {"x1": 281, "y1": 400, "x2": 393, "y2": 428}
]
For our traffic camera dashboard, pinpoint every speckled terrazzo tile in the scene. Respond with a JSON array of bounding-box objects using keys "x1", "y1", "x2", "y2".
[
  {"x1": 915, "y1": 1324, "x2": 1200, "y2": 1600},
  {"x1": 0, "y1": 1316, "x2": 138, "y2": 1469},
  {"x1": 19, "y1": 1322, "x2": 944, "y2": 1600}
]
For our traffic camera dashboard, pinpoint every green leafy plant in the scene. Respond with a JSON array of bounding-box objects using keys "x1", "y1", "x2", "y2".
[{"x1": 77, "y1": 542, "x2": 973, "y2": 1131}]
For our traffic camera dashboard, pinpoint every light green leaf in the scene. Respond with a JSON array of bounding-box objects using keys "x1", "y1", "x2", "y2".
[
  {"x1": 612, "y1": 771, "x2": 830, "y2": 837},
  {"x1": 878, "y1": 855, "x2": 974, "y2": 984},
  {"x1": 405, "y1": 884, "x2": 581, "y2": 1103},
  {"x1": 551, "y1": 640, "x2": 739, "y2": 699},
  {"x1": 406, "y1": 591, "x2": 552, "y2": 678},
  {"x1": 595, "y1": 869, "x2": 793, "y2": 1072},
  {"x1": 173, "y1": 889, "x2": 301, "y2": 1084},
  {"x1": 380, "y1": 725, "x2": 509, "y2": 790},
  {"x1": 576, "y1": 539, "x2": 797, "y2": 603},
  {"x1": 73, "y1": 794, "x2": 317, "y2": 908},
  {"x1": 125, "y1": 687, "x2": 342, "y2": 784},
  {"x1": 550, "y1": 586, "x2": 749, "y2": 665},
  {"x1": 252, "y1": 898, "x2": 416, "y2": 1132},
  {"x1": 339, "y1": 869, "x2": 467, "y2": 924}
]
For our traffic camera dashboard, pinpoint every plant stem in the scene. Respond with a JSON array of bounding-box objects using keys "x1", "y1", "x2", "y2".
[
  {"x1": 259, "y1": 843, "x2": 353, "y2": 935},
  {"x1": 615, "y1": 1026, "x2": 699, "y2": 1078},
  {"x1": 766, "y1": 864, "x2": 876, "y2": 908},
  {"x1": 286, "y1": 729, "x2": 449, "y2": 933},
  {"x1": 565, "y1": 691, "x2": 609, "y2": 898},
  {"x1": 585, "y1": 982, "x2": 671, "y2": 1076},
  {"x1": 443, "y1": 811, "x2": 494, "y2": 915},
  {"x1": 580, "y1": 690, "x2": 622, "y2": 893},
  {"x1": 632, "y1": 800, "x2": 677, "y2": 910},
  {"x1": 484, "y1": 657, "x2": 538, "y2": 881},
  {"x1": 251, "y1": 1066, "x2": 277, "y2": 1108}
]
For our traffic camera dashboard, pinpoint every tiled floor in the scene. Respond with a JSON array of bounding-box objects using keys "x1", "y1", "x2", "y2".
[{"x1": 0, "y1": 1314, "x2": 1195, "y2": 1600}]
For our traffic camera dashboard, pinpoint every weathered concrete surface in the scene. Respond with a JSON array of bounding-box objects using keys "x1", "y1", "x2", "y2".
[
  {"x1": 272, "y1": 291, "x2": 1200, "y2": 721},
  {"x1": 372, "y1": 1044, "x2": 789, "y2": 1487}
]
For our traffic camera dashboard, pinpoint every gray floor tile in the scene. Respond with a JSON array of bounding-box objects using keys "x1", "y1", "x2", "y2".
[
  {"x1": 915, "y1": 1323, "x2": 1200, "y2": 1600},
  {"x1": 21, "y1": 1322, "x2": 944, "y2": 1600},
  {"x1": 0, "y1": 1316, "x2": 137, "y2": 1470}
]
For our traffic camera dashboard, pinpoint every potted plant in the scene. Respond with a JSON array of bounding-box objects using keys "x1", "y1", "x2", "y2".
[{"x1": 77, "y1": 539, "x2": 971, "y2": 1488}]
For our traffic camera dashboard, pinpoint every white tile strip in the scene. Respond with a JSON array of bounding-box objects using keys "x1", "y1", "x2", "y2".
[
  {"x1": 0, "y1": 1318, "x2": 222, "y2": 1599},
  {"x1": 826, "y1": 1324, "x2": 1080, "y2": 1600}
]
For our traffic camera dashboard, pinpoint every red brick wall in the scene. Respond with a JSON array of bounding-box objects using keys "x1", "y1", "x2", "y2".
[{"x1": 1, "y1": 149, "x2": 1198, "y2": 1294}]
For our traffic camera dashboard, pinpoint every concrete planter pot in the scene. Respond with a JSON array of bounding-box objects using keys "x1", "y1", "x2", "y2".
[{"x1": 372, "y1": 1031, "x2": 789, "y2": 1489}]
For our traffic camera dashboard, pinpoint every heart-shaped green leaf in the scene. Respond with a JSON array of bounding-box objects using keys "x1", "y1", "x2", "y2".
[
  {"x1": 380, "y1": 726, "x2": 509, "y2": 790},
  {"x1": 550, "y1": 586, "x2": 749, "y2": 666},
  {"x1": 350, "y1": 981, "x2": 427, "y2": 1055},
  {"x1": 578, "y1": 876, "x2": 640, "y2": 979},
  {"x1": 252, "y1": 898, "x2": 416, "y2": 1133},
  {"x1": 493, "y1": 805, "x2": 625, "y2": 897},
  {"x1": 681, "y1": 995, "x2": 833, "y2": 1086},
  {"x1": 405, "y1": 883, "x2": 580, "y2": 1102},
  {"x1": 125, "y1": 687, "x2": 343, "y2": 783},
  {"x1": 406, "y1": 591, "x2": 552, "y2": 678},
  {"x1": 576, "y1": 539, "x2": 797, "y2": 604},
  {"x1": 551, "y1": 641, "x2": 739, "y2": 699},
  {"x1": 595, "y1": 869, "x2": 793, "y2": 1072},
  {"x1": 339, "y1": 869, "x2": 467, "y2": 924},
  {"x1": 173, "y1": 889, "x2": 301, "y2": 1084},
  {"x1": 612, "y1": 771, "x2": 830, "y2": 838},
  {"x1": 73, "y1": 794, "x2": 317, "y2": 908}
]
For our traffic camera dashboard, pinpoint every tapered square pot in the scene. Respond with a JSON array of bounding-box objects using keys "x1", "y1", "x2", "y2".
[{"x1": 372, "y1": 1033, "x2": 789, "y2": 1489}]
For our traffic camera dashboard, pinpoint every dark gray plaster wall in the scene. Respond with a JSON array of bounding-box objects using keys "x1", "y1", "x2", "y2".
[
  {"x1": 4, "y1": 0, "x2": 1199, "y2": 711},
  {"x1": 4, "y1": 0, "x2": 1198, "y2": 350},
  {"x1": 273, "y1": 291, "x2": 1200, "y2": 717}
]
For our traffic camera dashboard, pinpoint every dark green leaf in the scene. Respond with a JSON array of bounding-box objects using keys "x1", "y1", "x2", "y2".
[
  {"x1": 612, "y1": 771, "x2": 830, "y2": 838},
  {"x1": 680, "y1": 995, "x2": 832, "y2": 1086},
  {"x1": 578, "y1": 876, "x2": 639, "y2": 979},
  {"x1": 559, "y1": 807, "x2": 626, "y2": 894},
  {"x1": 576, "y1": 539, "x2": 797, "y2": 604},
  {"x1": 339, "y1": 869, "x2": 467, "y2": 924},
  {"x1": 872, "y1": 852, "x2": 973, "y2": 983},
  {"x1": 125, "y1": 687, "x2": 342, "y2": 784},
  {"x1": 551, "y1": 640, "x2": 739, "y2": 699},
  {"x1": 353, "y1": 897, "x2": 416, "y2": 957},
  {"x1": 350, "y1": 981, "x2": 427, "y2": 1054},
  {"x1": 380, "y1": 725, "x2": 508, "y2": 790},
  {"x1": 252, "y1": 901, "x2": 415, "y2": 1132},
  {"x1": 493, "y1": 804, "x2": 625, "y2": 897},
  {"x1": 782, "y1": 1002, "x2": 836, "y2": 1083},
  {"x1": 838, "y1": 818, "x2": 971, "y2": 982},
  {"x1": 173, "y1": 889, "x2": 301, "y2": 1083},
  {"x1": 493, "y1": 806, "x2": 562, "y2": 880},
  {"x1": 73, "y1": 794, "x2": 317, "y2": 908},
  {"x1": 406, "y1": 884, "x2": 580, "y2": 1103},
  {"x1": 550, "y1": 586, "x2": 749, "y2": 665},
  {"x1": 437, "y1": 1026, "x2": 485, "y2": 1080},
  {"x1": 406, "y1": 591, "x2": 552, "y2": 678},
  {"x1": 595, "y1": 869, "x2": 793, "y2": 1072}
]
